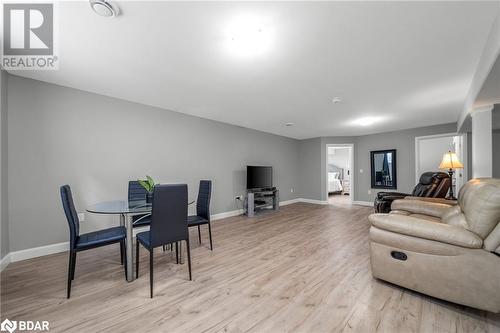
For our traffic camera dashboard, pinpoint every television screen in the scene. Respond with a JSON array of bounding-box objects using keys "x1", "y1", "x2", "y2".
[{"x1": 247, "y1": 166, "x2": 273, "y2": 189}]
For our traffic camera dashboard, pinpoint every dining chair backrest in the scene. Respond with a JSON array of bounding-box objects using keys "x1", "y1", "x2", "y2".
[
  {"x1": 128, "y1": 180, "x2": 147, "y2": 202},
  {"x1": 60, "y1": 185, "x2": 80, "y2": 250},
  {"x1": 150, "y1": 184, "x2": 188, "y2": 247},
  {"x1": 196, "y1": 180, "x2": 212, "y2": 221}
]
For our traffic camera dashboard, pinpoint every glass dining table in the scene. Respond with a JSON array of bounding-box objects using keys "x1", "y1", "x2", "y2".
[{"x1": 87, "y1": 199, "x2": 194, "y2": 282}]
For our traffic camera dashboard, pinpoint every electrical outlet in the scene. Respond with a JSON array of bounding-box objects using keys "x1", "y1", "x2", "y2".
[
  {"x1": 290, "y1": 188, "x2": 294, "y2": 193},
  {"x1": 78, "y1": 212, "x2": 85, "y2": 222},
  {"x1": 367, "y1": 190, "x2": 372, "y2": 195},
  {"x1": 360, "y1": 169, "x2": 364, "y2": 173}
]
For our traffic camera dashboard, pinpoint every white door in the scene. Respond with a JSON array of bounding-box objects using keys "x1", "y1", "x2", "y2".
[
  {"x1": 452, "y1": 135, "x2": 466, "y2": 192},
  {"x1": 415, "y1": 133, "x2": 467, "y2": 193}
]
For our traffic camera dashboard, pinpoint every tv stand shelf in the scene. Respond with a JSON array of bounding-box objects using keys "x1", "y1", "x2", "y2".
[{"x1": 246, "y1": 188, "x2": 279, "y2": 217}]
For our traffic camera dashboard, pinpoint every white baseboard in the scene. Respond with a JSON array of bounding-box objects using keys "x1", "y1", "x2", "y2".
[
  {"x1": 9, "y1": 241, "x2": 69, "y2": 263},
  {"x1": 353, "y1": 200, "x2": 373, "y2": 207},
  {"x1": 299, "y1": 198, "x2": 329, "y2": 205},
  {"x1": 211, "y1": 209, "x2": 244, "y2": 221},
  {"x1": 0, "y1": 253, "x2": 11, "y2": 272},
  {"x1": 280, "y1": 198, "x2": 301, "y2": 206},
  {"x1": 0, "y1": 197, "x2": 329, "y2": 269}
]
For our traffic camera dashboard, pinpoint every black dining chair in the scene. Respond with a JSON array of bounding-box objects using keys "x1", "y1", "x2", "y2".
[
  {"x1": 128, "y1": 181, "x2": 152, "y2": 227},
  {"x1": 60, "y1": 185, "x2": 126, "y2": 299},
  {"x1": 188, "y1": 180, "x2": 213, "y2": 250},
  {"x1": 135, "y1": 184, "x2": 192, "y2": 298}
]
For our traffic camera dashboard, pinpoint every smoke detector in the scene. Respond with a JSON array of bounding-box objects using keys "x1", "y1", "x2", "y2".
[{"x1": 90, "y1": 0, "x2": 119, "y2": 17}]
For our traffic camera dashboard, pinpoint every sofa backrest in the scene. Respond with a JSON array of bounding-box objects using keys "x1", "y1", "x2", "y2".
[
  {"x1": 458, "y1": 178, "x2": 500, "y2": 242},
  {"x1": 411, "y1": 172, "x2": 450, "y2": 198}
]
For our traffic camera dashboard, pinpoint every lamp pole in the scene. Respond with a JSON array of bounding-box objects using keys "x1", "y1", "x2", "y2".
[{"x1": 447, "y1": 168, "x2": 455, "y2": 199}]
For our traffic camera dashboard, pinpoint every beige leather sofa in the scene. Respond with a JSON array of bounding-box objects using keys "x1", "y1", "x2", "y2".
[{"x1": 369, "y1": 178, "x2": 500, "y2": 313}]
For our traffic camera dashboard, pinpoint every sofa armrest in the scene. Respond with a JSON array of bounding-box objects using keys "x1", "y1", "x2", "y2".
[
  {"x1": 369, "y1": 214, "x2": 483, "y2": 248},
  {"x1": 391, "y1": 199, "x2": 453, "y2": 218},
  {"x1": 382, "y1": 195, "x2": 408, "y2": 202},
  {"x1": 404, "y1": 196, "x2": 458, "y2": 206},
  {"x1": 377, "y1": 192, "x2": 411, "y2": 198}
]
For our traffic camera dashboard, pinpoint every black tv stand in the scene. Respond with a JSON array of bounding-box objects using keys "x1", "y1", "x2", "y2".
[{"x1": 246, "y1": 187, "x2": 279, "y2": 217}]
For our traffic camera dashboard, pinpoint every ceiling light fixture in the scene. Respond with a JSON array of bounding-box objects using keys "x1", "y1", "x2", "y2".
[
  {"x1": 285, "y1": 122, "x2": 295, "y2": 127},
  {"x1": 225, "y1": 15, "x2": 274, "y2": 58},
  {"x1": 350, "y1": 116, "x2": 383, "y2": 127},
  {"x1": 332, "y1": 97, "x2": 342, "y2": 104},
  {"x1": 89, "y1": 0, "x2": 118, "y2": 17}
]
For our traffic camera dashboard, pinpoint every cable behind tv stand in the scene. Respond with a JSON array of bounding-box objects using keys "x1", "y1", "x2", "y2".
[{"x1": 246, "y1": 187, "x2": 279, "y2": 217}]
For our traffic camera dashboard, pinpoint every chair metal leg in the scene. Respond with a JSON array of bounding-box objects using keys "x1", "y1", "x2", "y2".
[
  {"x1": 175, "y1": 242, "x2": 179, "y2": 264},
  {"x1": 186, "y1": 239, "x2": 192, "y2": 281},
  {"x1": 122, "y1": 240, "x2": 127, "y2": 278},
  {"x1": 67, "y1": 251, "x2": 75, "y2": 298},
  {"x1": 179, "y1": 241, "x2": 182, "y2": 264},
  {"x1": 208, "y1": 222, "x2": 213, "y2": 250},
  {"x1": 198, "y1": 225, "x2": 201, "y2": 244},
  {"x1": 163, "y1": 245, "x2": 166, "y2": 252},
  {"x1": 149, "y1": 250, "x2": 154, "y2": 298},
  {"x1": 120, "y1": 241, "x2": 123, "y2": 263},
  {"x1": 71, "y1": 252, "x2": 77, "y2": 281},
  {"x1": 136, "y1": 240, "x2": 139, "y2": 279}
]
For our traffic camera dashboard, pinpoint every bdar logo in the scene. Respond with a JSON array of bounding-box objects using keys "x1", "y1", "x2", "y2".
[{"x1": 0, "y1": 319, "x2": 17, "y2": 333}]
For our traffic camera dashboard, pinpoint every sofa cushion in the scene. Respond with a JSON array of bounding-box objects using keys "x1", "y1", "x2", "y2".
[
  {"x1": 369, "y1": 213, "x2": 483, "y2": 248},
  {"x1": 391, "y1": 199, "x2": 452, "y2": 218},
  {"x1": 458, "y1": 178, "x2": 500, "y2": 238},
  {"x1": 441, "y1": 205, "x2": 468, "y2": 228},
  {"x1": 484, "y1": 222, "x2": 500, "y2": 254},
  {"x1": 404, "y1": 197, "x2": 458, "y2": 205},
  {"x1": 407, "y1": 213, "x2": 441, "y2": 223}
]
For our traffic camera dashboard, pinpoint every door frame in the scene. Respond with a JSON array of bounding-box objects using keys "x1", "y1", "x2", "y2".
[
  {"x1": 414, "y1": 132, "x2": 468, "y2": 192},
  {"x1": 326, "y1": 144, "x2": 354, "y2": 204}
]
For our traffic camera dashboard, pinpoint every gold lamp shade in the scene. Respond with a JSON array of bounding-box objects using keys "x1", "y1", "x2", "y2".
[{"x1": 439, "y1": 151, "x2": 463, "y2": 170}]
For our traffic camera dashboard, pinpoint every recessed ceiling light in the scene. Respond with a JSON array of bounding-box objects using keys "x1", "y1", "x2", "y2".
[
  {"x1": 285, "y1": 122, "x2": 295, "y2": 127},
  {"x1": 350, "y1": 116, "x2": 383, "y2": 127},
  {"x1": 332, "y1": 97, "x2": 342, "y2": 104},
  {"x1": 89, "y1": 0, "x2": 118, "y2": 17}
]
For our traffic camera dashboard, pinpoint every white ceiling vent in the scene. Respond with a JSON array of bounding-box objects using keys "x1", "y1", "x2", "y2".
[{"x1": 90, "y1": 0, "x2": 119, "y2": 17}]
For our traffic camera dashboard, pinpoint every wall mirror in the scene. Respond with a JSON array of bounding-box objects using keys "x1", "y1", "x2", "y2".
[{"x1": 370, "y1": 149, "x2": 397, "y2": 189}]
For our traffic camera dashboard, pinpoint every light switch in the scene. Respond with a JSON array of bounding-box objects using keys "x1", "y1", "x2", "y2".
[
  {"x1": 360, "y1": 169, "x2": 364, "y2": 173},
  {"x1": 78, "y1": 213, "x2": 85, "y2": 222}
]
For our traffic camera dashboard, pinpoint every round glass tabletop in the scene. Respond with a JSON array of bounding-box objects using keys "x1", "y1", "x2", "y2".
[{"x1": 87, "y1": 200, "x2": 195, "y2": 215}]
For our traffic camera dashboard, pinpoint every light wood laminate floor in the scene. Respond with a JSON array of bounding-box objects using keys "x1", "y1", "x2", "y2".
[{"x1": 1, "y1": 203, "x2": 499, "y2": 332}]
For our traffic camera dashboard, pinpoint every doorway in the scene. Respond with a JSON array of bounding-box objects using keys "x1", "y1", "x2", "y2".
[
  {"x1": 415, "y1": 133, "x2": 468, "y2": 195},
  {"x1": 326, "y1": 144, "x2": 354, "y2": 206}
]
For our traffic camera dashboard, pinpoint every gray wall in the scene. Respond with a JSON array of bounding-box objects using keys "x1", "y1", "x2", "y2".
[
  {"x1": 298, "y1": 138, "x2": 322, "y2": 200},
  {"x1": 2, "y1": 74, "x2": 468, "y2": 254},
  {"x1": 7, "y1": 75, "x2": 300, "y2": 251},
  {"x1": 352, "y1": 123, "x2": 457, "y2": 202},
  {"x1": 1, "y1": 70, "x2": 8, "y2": 259},
  {"x1": 299, "y1": 125, "x2": 457, "y2": 202},
  {"x1": 494, "y1": 130, "x2": 500, "y2": 178}
]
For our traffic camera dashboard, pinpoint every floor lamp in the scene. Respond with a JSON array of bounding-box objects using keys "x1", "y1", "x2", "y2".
[{"x1": 439, "y1": 150, "x2": 464, "y2": 200}]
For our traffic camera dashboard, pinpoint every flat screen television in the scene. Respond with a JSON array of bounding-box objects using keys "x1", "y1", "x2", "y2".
[{"x1": 247, "y1": 166, "x2": 273, "y2": 190}]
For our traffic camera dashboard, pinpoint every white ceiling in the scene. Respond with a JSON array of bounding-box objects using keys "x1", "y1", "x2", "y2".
[
  {"x1": 10, "y1": 1, "x2": 499, "y2": 139},
  {"x1": 475, "y1": 53, "x2": 500, "y2": 108}
]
